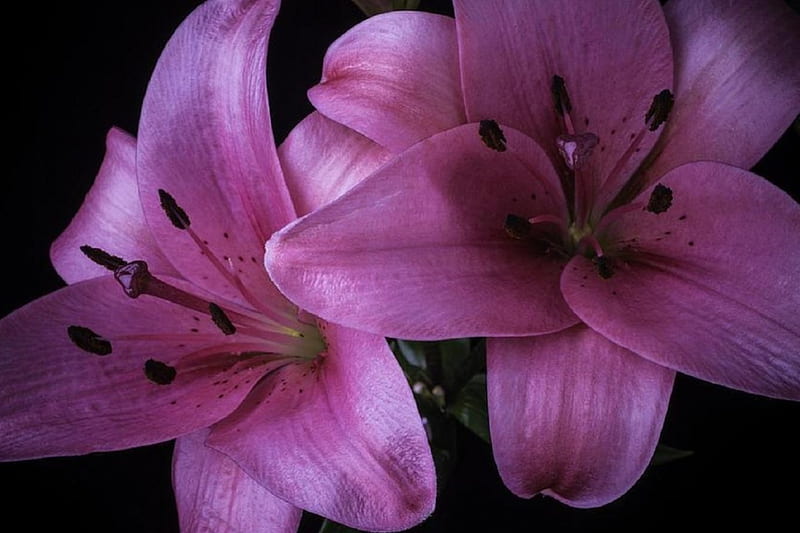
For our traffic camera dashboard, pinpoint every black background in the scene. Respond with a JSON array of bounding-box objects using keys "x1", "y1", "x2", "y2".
[{"x1": 2, "y1": 1, "x2": 798, "y2": 531}]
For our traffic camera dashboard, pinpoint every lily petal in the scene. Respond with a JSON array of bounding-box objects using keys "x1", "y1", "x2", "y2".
[
  {"x1": 0, "y1": 276, "x2": 263, "y2": 460},
  {"x1": 454, "y1": 0, "x2": 673, "y2": 193},
  {"x1": 562, "y1": 162, "x2": 800, "y2": 399},
  {"x1": 50, "y1": 128, "x2": 177, "y2": 283},
  {"x1": 208, "y1": 323, "x2": 435, "y2": 531},
  {"x1": 488, "y1": 326, "x2": 674, "y2": 507},
  {"x1": 266, "y1": 124, "x2": 577, "y2": 340},
  {"x1": 278, "y1": 111, "x2": 391, "y2": 216},
  {"x1": 644, "y1": 0, "x2": 800, "y2": 183},
  {"x1": 173, "y1": 429, "x2": 301, "y2": 533},
  {"x1": 309, "y1": 11, "x2": 465, "y2": 152},
  {"x1": 137, "y1": 0, "x2": 291, "y2": 305}
]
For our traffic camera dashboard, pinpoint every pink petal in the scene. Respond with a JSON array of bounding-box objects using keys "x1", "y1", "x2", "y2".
[
  {"x1": 644, "y1": 0, "x2": 800, "y2": 183},
  {"x1": 0, "y1": 276, "x2": 266, "y2": 460},
  {"x1": 308, "y1": 11, "x2": 465, "y2": 152},
  {"x1": 208, "y1": 323, "x2": 435, "y2": 531},
  {"x1": 173, "y1": 429, "x2": 301, "y2": 533},
  {"x1": 562, "y1": 162, "x2": 800, "y2": 400},
  {"x1": 278, "y1": 111, "x2": 391, "y2": 217},
  {"x1": 454, "y1": 0, "x2": 673, "y2": 197},
  {"x1": 488, "y1": 327, "x2": 674, "y2": 507},
  {"x1": 50, "y1": 128, "x2": 178, "y2": 283},
  {"x1": 136, "y1": 0, "x2": 291, "y2": 305},
  {"x1": 266, "y1": 124, "x2": 578, "y2": 340}
]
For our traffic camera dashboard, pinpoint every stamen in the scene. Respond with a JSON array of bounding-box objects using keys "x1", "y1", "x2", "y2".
[
  {"x1": 551, "y1": 75, "x2": 572, "y2": 116},
  {"x1": 80, "y1": 246, "x2": 127, "y2": 271},
  {"x1": 67, "y1": 325, "x2": 112, "y2": 355},
  {"x1": 645, "y1": 184, "x2": 673, "y2": 214},
  {"x1": 158, "y1": 189, "x2": 191, "y2": 230},
  {"x1": 209, "y1": 303, "x2": 236, "y2": 336},
  {"x1": 144, "y1": 359, "x2": 177, "y2": 385},
  {"x1": 645, "y1": 90, "x2": 674, "y2": 131},
  {"x1": 592, "y1": 255, "x2": 615, "y2": 279},
  {"x1": 552, "y1": 75, "x2": 575, "y2": 134},
  {"x1": 479, "y1": 120, "x2": 507, "y2": 152},
  {"x1": 504, "y1": 214, "x2": 532, "y2": 239}
]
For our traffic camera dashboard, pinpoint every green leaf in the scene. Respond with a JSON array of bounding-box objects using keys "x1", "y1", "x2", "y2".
[
  {"x1": 318, "y1": 519, "x2": 364, "y2": 533},
  {"x1": 351, "y1": 0, "x2": 420, "y2": 17},
  {"x1": 650, "y1": 444, "x2": 694, "y2": 466},
  {"x1": 447, "y1": 374, "x2": 490, "y2": 444},
  {"x1": 439, "y1": 338, "x2": 474, "y2": 393},
  {"x1": 393, "y1": 339, "x2": 427, "y2": 370}
]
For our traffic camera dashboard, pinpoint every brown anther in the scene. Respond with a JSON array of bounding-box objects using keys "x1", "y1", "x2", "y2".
[
  {"x1": 592, "y1": 255, "x2": 614, "y2": 279},
  {"x1": 645, "y1": 90, "x2": 674, "y2": 131},
  {"x1": 504, "y1": 214, "x2": 533, "y2": 240},
  {"x1": 551, "y1": 75, "x2": 572, "y2": 115},
  {"x1": 80, "y1": 245, "x2": 127, "y2": 271},
  {"x1": 67, "y1": 325, "x2": 112, "y2": 356},
  {"x1": 144, "y1": 359, "x2": 177, "y2": 385},
  {"x1": 158, "y1": 189, "x2": 191, "y2": 229},
  {"x1": 479, "y1": 120, "x2": 507, "y2": 152},
  {"x1": 645, "y1": 184, "x2": 673, "y2": 214},
  {"x1": 209, "y1": 303, "x2": 236, "y2": 336}
]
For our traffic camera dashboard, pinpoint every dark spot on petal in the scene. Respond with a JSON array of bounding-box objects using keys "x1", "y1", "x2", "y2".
[
  {"x1": 584, "y1": 117, "x2": 590, "y2": 126},
  {"x1": 688, "y1": 241, "x2": 694, "y2": 246},
  {"x1": 622, "y1": 117, "x2": 628, "y2": 123},
  {"x1": 530, "y1": 193, "x2": 537, "y2": 200},
  {"x1": 630, "y1": 132, "x2": 636, "y2": 140},
  {"x1": 611, "y1": 129, "x2": 616, "y2": 135},
  {"x1": 190, "y1": 328, "x2": 199, "y2": 333},
  {"x1": 679, "y1": 215, "x2": 687, "y2": 221},
  {"x1": 223, "y1": 232, "x2": 229, "y2": 239},
  {"x1": 192, "y1": 316, "x2": 200, "y2": 322},
  {"x1": 170, "y1": 400, "x2": 177, "y2": 405},
  {"x1": 250, "y1": 257, "x2": 257, "y2": 263}
]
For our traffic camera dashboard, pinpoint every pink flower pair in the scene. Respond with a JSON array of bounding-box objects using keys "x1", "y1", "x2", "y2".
[{"x1": 2, "y1": 0, "x2": 798, "y2": 531}]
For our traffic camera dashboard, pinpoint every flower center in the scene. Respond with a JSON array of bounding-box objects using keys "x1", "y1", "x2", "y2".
[
  {"x1": 496, "y1": 75, "x2": 675, "y2": 280},
  {"x1": 68, "y1": 191, "x2": 326, "y2": 385}
]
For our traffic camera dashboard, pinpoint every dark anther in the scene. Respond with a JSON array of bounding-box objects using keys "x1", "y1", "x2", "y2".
[
  {"x1": 144, "y1": 359, "x2": 177, "y2": 385},
  {"x1": 504, "y1": 214, "x2": 532, "y2": 240},
  {"x1": 645, "y1": 89, "x2": 674, "y2": 131},
  {"x1": 479, "y1": 120, "x2": 507, "y2": 152},
  {"x1": 114, "y1": 260, "x2": 152, "y2": 298},
  {"x1": 645, "y1": 184, "x2": 673, "y2": 214},
  {"x1": 592, "y1": 255, "x2": 615, "y2": 279},
  {"x1": 209, "y1": 303, "x2": 236, "y2": 335},
  {"x1": 80, "y1": 245, "x2": 127, "y2": 271},
  {"x1": 158, "y1": 189, "x2": 191, "y2": 229},
  {"x1": 551, "y1": 75, "x2": 572, "y2": 115},
  {"x1": 67, "y1": 325, "x2": 112, "y2": 356}
]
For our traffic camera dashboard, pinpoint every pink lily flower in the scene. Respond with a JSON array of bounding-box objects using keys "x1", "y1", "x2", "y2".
[
  {"x1": 0, "y1": 0, "x2": 435, "y2": 530},
  {"x1": 266, "y1": 0, "x2": 800, "y2": 506}
]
